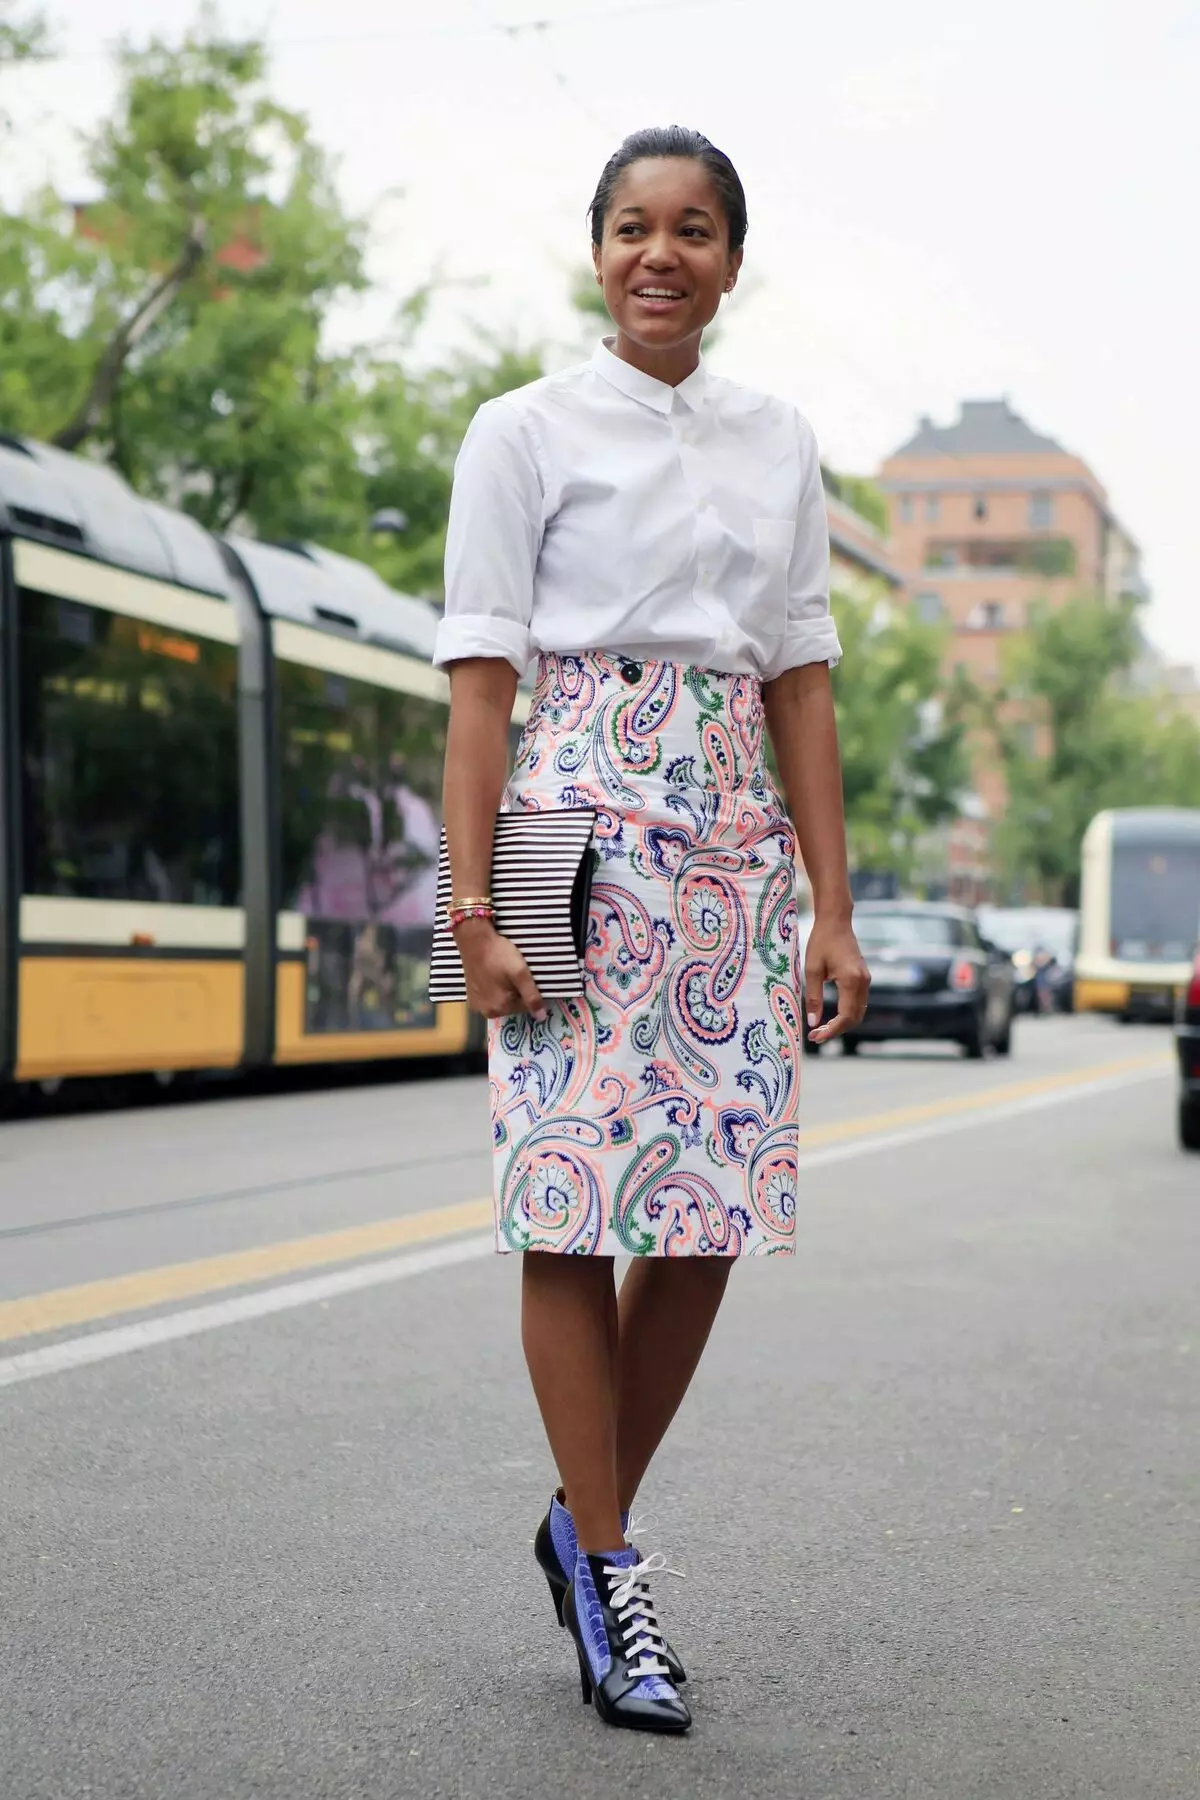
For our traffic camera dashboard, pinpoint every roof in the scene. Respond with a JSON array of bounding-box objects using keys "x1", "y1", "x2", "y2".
[
  {"x1": 825, "y1": 497, "x2": 904, "y2": 587},
  {"x1": 225, "y1": 536, "x2": 438, "y2": 660},
  {"x1": 1108, "y1": 808, "x2": 1200, "y2": 847},
  {"x1": 889, "y1": 400, "x2": 1064, "y2": 460},
  {"x1": 0, "y1": 431, "x2": 440, "y2": 662},
  {"x1": 0, "y1": 433, "x2": 235, "y2": 597}
]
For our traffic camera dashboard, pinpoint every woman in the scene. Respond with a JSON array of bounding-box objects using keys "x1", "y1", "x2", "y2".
[{"x1": 434, "y1": 125, "x2": 868, "y2": 1735}]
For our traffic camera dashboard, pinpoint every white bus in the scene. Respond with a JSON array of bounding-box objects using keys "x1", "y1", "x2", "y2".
[{"x1": 1075, "y1": 808, "x2": 1200, "y2": 1020}]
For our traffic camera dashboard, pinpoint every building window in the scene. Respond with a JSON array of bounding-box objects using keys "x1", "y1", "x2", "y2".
[
  {"x1": 914, "y1": 592, "x2": 944, "y2": 623},
  {"x1": 973, "y1": 494, "x2": 988, "y2": 521},
  {"x1": 1029, "y1": 491, "x2": 1053, "y2": 529},
  {"x1": 925, "y1": 493, "x2": 940, "y2": 522},
  {"x1": 899, "y1": 495, "x2": 914, "y2": 524},
  {"x1": 980, "y1": 601, "x2": 1005, "y2": 629}
]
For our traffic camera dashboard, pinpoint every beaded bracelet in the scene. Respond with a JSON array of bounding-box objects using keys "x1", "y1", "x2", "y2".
[{"x1": 447, "y1": 903, "x2": 496, "y2": 932}]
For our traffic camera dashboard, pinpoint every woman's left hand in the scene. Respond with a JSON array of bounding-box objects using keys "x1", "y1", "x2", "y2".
[{"x1": 804, "y1": 917, "x2": 870, "y2": 1045}]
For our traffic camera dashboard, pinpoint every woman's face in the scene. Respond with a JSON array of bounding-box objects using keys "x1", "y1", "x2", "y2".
[{"x1": 592, "y1": 157, "x2": 741, "y2": 358}]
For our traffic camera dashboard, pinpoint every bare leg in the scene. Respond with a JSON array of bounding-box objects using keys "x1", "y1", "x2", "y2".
[
  {"x1": 521, "y1": 1252, "x2": 624, "y2": 1551},
  {"x1": 614, "y1": 1258, "x2": 733, "y2": 1513}
]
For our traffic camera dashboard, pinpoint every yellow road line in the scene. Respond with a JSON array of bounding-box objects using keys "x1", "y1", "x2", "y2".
[
  {"x1": 796, "y1": 1051, "x2": 1169, "y2": 1147},
  {"x1": 0, "y1": 1198, "x2": 492, "y2": 1344},
  {"x1": 0, "y1": 1050, "x2": 1169, "y2": 1346}
]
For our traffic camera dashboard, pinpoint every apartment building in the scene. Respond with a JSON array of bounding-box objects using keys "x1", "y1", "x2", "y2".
[
  {"x1": 877, "y1": 401, "x2": 1147, "y2": 889},
  {"x1": 822, "y1": 480, "x2": 905, "y2": 600},
  {"x1": 877, "y1": 399, "x2": 1141, "y2": 684}
]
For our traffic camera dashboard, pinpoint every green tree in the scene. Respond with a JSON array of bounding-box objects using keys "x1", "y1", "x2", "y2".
[
  {"x1": 984, "y1": 595, "x2": 1200, "y2": 903},
  {"x1": 569, "y1": 265, "x2": 610, "y2": 329},
  {"x1": 0, "y1": 1, "x2": 49, "y2": 66},
  {"x1": 830, "y1": 590, "x2": 970, "y2": 880},
  {"x1": 0, "y1": 7, "x2": 543, "y2": 591},
  {"x1": 361, "y1": 334, "x2": 545, "y2": 598},
  {"x1": 3, "y1": 9, "x2": 370, "y2": 540},
  {"x1": 822, "y1": 467, "x2": 888, "y2": 535}
]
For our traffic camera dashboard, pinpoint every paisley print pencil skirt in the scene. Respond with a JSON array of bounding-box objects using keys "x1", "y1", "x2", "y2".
[{"x1": 489, "y1": 651, "x2": 803, "y2": 1257}]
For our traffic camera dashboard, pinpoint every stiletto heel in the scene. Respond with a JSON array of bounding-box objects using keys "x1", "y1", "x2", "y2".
[
  {"x1": 562, "y1": 1549, "x2": 690, "y2": 1735},
  {"x1": 533, "y1": 1492, "x2": 688, "y2": 1682},
  {"x1": 534, "y1": 1500, "x2": 571, "y2": 1628}
]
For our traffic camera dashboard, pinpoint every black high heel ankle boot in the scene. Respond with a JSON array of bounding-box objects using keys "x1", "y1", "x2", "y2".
[
  {"x1": 561, "y1": 1547, "x2": 690, "y2": 1735},
  {"x1": 533, "y1": 1493, "x2": 689, "y2": 1683}
]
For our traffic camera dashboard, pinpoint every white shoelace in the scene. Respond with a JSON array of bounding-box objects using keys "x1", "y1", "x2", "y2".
[
  {"x1": 603, "y1": 1552, "x2": 684, "y2": 1680},
  {"x1": 624, "y1": 1509, "x2": 656, "y2": 1542}
]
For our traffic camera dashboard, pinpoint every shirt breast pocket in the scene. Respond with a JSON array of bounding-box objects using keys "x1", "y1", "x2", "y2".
[{"x1": 745, "y1": 518, "x2": 795, "y2": 648}]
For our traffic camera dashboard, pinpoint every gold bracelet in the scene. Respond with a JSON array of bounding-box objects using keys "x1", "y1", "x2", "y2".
[{"x1": 450, "y1": 895, "x2": 493, "y2": 909}]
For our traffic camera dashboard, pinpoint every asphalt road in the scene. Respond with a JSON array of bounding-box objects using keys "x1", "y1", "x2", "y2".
[{"x1": 1, "y1": 1017, "x2": 1195, "y2": 1800}]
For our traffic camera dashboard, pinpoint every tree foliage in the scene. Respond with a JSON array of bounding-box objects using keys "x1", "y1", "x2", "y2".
[
  {"x1": 982, "y1": 595, "x2": 1200, "y2": 903},
  {"x1": 0, "y1": 1, "x2": 49, "y2": 65},
  {"x1": 0, "y1": 7, "x2": 541, "y2": 590},
  {"x1": 822, "y1": 467, "x2": 888, "y2": 535},
  {"x1": 830, "y1": 590, "x2": 971, "y2": 879}
]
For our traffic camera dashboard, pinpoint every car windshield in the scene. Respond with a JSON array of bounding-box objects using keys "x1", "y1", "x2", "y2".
[
  {"x1": 855, "y1": 913, "x2": 956, "y2": 948},
  {"x1": 978, "y1": 908, "x2": 1076, "y2": 958}
]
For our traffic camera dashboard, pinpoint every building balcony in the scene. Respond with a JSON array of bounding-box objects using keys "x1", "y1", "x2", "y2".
[{"x1": 923, "y1": 537, "x2": 1077, "y2": 578}]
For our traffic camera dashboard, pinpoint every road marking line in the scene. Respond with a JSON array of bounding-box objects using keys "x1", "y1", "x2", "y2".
[
  {"x1": 795, "y1": 1060, "x2": 1168, "y2": 1172},
  {"x1": 0, "y1": 1198, "x2": 492, "y2": 1343},
  {"x1": 0, "y1": 1236, "x2": 495, "y2": 1390},
  {"x1": 796, "y1": 1052, "x2": 1169, "y2": 1146},
  {"x1": 0, "y1": 1050, "x2": 1170, "y2": 1373}
]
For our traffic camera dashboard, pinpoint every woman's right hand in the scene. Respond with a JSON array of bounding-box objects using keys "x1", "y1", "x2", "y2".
[{"x1": 454, "y1": 920, "x2": 548, "y2": 1021}]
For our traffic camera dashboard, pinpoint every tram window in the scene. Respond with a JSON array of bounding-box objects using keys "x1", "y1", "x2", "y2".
[
  {"x1": 1111, "y1": 842, "x2": 1200, "y2": 963},
  {"x1": 277, "y1": 659, "x2": 447, "y2": 1034},
  {"x1": 18, "y1": 587, "x2": 241, "y2": 906}
]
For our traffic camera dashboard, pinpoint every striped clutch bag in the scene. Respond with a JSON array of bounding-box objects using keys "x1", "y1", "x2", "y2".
[{"x1": 428, "y1": 807, "x2": 598, "y2": 1004}]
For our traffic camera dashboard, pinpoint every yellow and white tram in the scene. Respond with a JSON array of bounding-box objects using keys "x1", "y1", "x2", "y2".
[
  {"x1": 0, "y1": 434, "x2": 510, "y2": 1087},
  {"x1": 1075, "y1": 807, "x2": 1200, "y2": 1020}
]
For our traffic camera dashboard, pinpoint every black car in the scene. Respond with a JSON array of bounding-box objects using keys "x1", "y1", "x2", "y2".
[
  {"x1": 829, "y1": 901, "x2": 1016, "y2": 1058},
  {"x1": 1177, "y1": 949, "x2": 1200, "y2": 1151}
]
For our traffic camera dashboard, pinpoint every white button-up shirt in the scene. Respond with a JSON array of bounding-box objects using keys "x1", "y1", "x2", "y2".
[{"x1": 434, "y1": 339, "x2": 842, "y2": 680}]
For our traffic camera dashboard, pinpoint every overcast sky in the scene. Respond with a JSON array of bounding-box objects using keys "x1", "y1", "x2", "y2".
[{"x1": 5, "y1": 0, "x2": 1198, "y2": 666}]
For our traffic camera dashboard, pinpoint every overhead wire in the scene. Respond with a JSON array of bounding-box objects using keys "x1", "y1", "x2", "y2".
[
  {"x1": 461, "y1": 0, "x2": 618, "y2": 138},
  {"x1": 12, "y1": 0, "x2": 728, "y2": 66}
]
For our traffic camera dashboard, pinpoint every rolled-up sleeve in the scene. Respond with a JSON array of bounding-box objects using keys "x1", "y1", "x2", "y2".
[
  {"x1": 434, "y1": 398, "x2": 546, "y2": 673},
  {"x1": 762, "y1": 411, "x2": 843, "y2": 680}
]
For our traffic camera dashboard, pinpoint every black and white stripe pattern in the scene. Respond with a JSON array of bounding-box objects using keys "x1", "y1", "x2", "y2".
[{"x1": 429, "y1": 808, "x2": 597, "y2": 1003}]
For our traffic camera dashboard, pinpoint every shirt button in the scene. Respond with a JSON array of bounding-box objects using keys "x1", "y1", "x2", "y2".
[{"x1": 619, "y1": 659, "x2": 643, "y2": 684}]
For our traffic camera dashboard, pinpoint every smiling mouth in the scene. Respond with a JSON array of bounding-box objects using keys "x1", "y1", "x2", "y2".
[{"x1": 632, "y1": 287, "x2": 687, "y2": 301}]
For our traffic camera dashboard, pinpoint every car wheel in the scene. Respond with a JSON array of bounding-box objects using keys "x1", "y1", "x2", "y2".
[
  {"x1": 802, "y1": 1034, "x2": 823, "y2": 1057},
  {"x1": 994, "y1": 1007, "x2": 1013, "y2": 1057},
  {"x1": 841, "y1": 1035, "x2": 861, "y2": 1057},
  {"x1": 961, "y1": 1009, "x2": 986, "y2": 1059},
  {"x1": 1180, "y1": 1096, "x2": 1200, "y2": 1153}
]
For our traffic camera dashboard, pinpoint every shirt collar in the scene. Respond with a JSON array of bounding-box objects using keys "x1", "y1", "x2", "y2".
[{"x1": 591, "y1": 338, "x2": 709, "y2": 415}]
